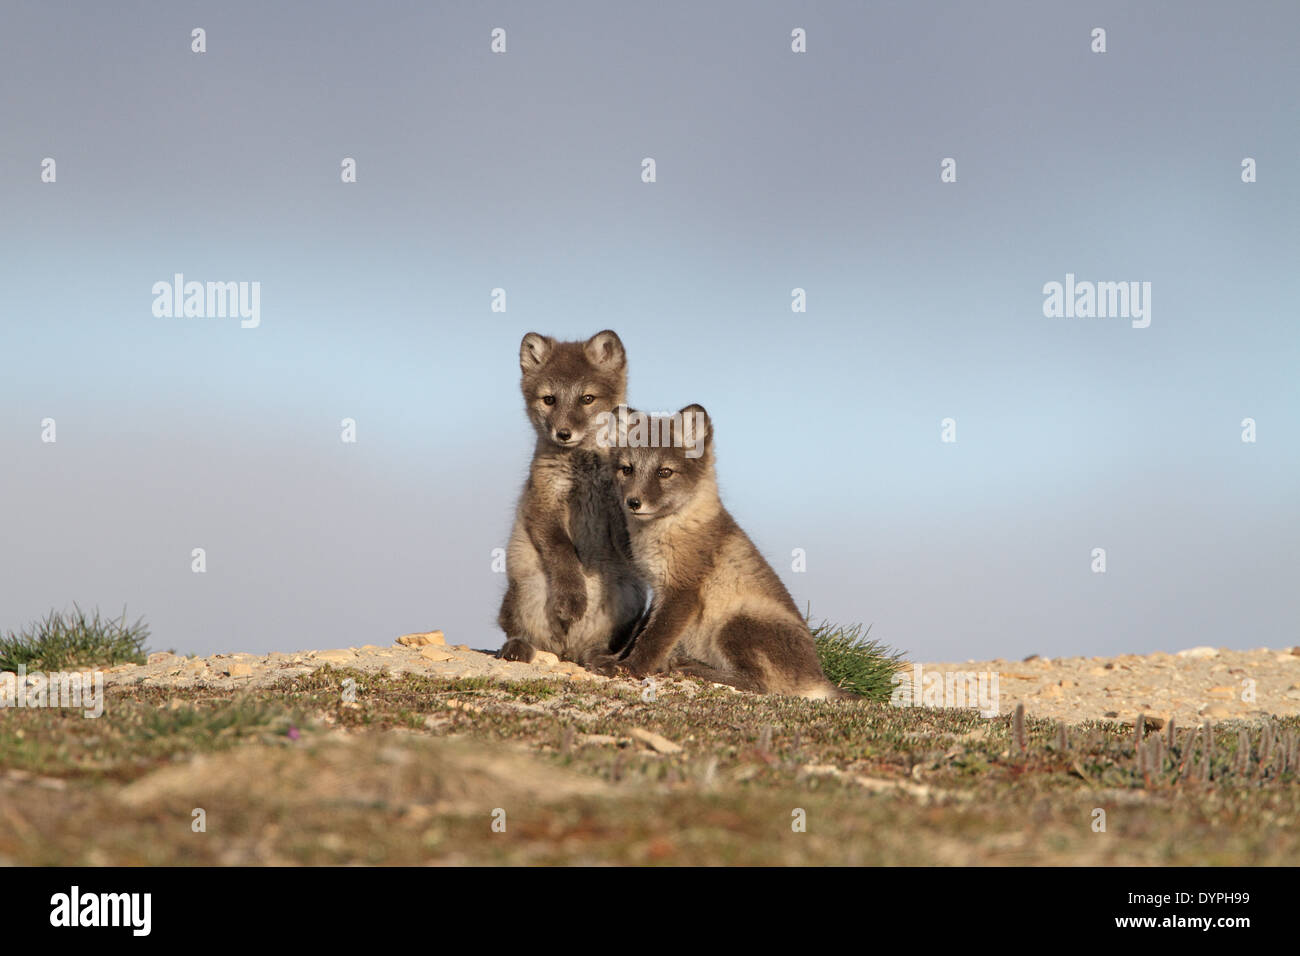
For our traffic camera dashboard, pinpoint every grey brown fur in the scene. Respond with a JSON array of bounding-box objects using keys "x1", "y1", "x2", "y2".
[
  {"x1": 592, "y1": 405, "x2": 845, "y2": 700},
  {"x1": 496, "y1": 331, "x2": 647, "y2": 665}
]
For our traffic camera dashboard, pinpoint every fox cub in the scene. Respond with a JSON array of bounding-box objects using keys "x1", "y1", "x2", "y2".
[
  {"x1": 593, "y1": 405, "x2": 845, "y2": 700},
  {"x1": 497, "y1": 331, "x2": 647, "y2": 666}
]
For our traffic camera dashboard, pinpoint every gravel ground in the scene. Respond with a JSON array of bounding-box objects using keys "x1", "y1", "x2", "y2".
[
  {"x1": 89, "y1": 632, "x2": 1300, "y2": 727},
  {"x1": 920, "y1": 645, "x2": 1300, "y2": 727}
]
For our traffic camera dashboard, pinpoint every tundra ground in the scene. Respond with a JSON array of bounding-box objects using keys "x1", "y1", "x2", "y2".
[{"x1": 1, "y1": 659, "x2": 1297, "y2": 865}]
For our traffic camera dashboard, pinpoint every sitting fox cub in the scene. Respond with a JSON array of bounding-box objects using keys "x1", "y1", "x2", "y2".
[
  {"x1": 593, "y1": 405, "x2": 846, "y2": 700},
  {"x1": 497, "y1": 331, "x2": 647, "y2": 666}
]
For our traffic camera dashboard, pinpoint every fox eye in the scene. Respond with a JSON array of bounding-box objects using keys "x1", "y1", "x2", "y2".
[
  {"x1": 542, "y1": 395, "x2": 556, "y2": 406},
  {"x1": 657, "y1": 467, "x2": 673, "y2": 479},
  {"x1": 620, "y1": 465, "x2": 633, "y2": 476},
  {"x1": 581, "y1": 394, "x2": 596, "y2": 405}
]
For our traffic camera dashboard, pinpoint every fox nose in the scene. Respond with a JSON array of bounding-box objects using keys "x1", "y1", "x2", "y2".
[
  {"x1": 556, "y1": 428, "x2": 571, "y2": 442},
  {"x1": 626, "y1": 497, "x2": 640, "y2": 511}
]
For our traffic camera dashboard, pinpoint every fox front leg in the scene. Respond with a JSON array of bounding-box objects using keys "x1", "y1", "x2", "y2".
[
  {"x1": 618, "y1": 597, "x2": 694, "y2": 678},
  {"x1": 528, "y1": 517, "x2": 588, "y2": 636}
]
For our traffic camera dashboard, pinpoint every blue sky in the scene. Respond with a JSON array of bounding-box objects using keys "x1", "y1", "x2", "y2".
[{"x1": 2, "y1": 1, "x2": 1296, "y2": 660}]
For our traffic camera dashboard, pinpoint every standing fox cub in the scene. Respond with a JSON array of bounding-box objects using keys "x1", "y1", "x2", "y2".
[
  {"x1": 592, "y1": 405, "x2": 847, "y2": 700},
  {"x1": 497, "y1": 331, "x2": 647, "y2": 666}
]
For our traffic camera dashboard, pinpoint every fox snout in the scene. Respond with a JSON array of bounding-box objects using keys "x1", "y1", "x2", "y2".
[
  {"x1": 620, "y1": 483, "x2": 662, "y2": 519},
  {"x1": 551, "y1": 424, "x2": 583, "y2": 446}
]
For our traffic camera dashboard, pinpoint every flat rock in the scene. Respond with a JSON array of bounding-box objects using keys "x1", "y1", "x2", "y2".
[
  {"x1": 396, "y1": 631, "x2": 446, "y2": 648},
  {"x1": 313, "y1": 649, "x2": 356, "y2": 664}
]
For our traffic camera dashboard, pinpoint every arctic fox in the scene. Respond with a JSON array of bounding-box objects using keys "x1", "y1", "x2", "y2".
[
  {"x1": 496, "y1": 331, "x2": 647, "y2": 666},
  {"x1": 593, "y1": 405, "x2": 846, "y2": 700}
]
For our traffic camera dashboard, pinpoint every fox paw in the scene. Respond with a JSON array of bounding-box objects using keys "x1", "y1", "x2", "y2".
[
  {"x1": 584, "y1": 653, "x2": 625, "y2": 677},
  {"x1": 547, "y1": 590, "x2": 587, "y2": 635},
  {"x1": 620, "y1": 659, "x2": 650, "y2": 680},
  {"x1": 497, "y1": 638, "x2": 536, "y2": 663}
]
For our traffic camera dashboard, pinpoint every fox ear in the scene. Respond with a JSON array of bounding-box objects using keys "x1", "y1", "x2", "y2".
[
  {"x1": 583, "y1": 330, "x2": 626, "y2": 370},
  {"x1": 520, "y1": 332, "x2": 552, "y2": 371},
  {"x1": 678, "y1": 404, "x2": 710, "y2": 454}
]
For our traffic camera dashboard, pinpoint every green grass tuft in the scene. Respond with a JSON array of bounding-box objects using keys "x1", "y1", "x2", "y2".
[
  {"x1": 0, "y1": 605, "x2": 151, "y2": 672},
  {"x1": 811, "y1": 618, "x2": 906, "y2": 701}
]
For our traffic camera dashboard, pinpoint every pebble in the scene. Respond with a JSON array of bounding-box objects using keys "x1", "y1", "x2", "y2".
[{"x1": 629, "y1": 728, "x2": 683, "y2": 755}]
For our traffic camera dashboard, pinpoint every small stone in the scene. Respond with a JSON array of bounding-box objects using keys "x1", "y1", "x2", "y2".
[
  {"x1": 1200, "y1": 703, "x2": 1232, "y2": 718},
  {"x1": 419, "y1": 646, "x2": 454, "y2": 663},
  {"x1": 147, "y1": 652, "x2": 177, "y2": 665},
  {"x1": 532, "y1": 651, "x2": 560, "y2": 667},
  {"x1": 1206, "y1": 686, "x2": 1235, "y2": 699},
  {"x1": 629, "y1": 727, "x2": 683, "y2": 755},
  {"x1": 224, "y1": 662, "x2": 254, "y2": 678},
  {"x1": 1022, "y1": 654, "x2": 1040, "y2": 662},
  {"x1": 396, "y1": 631, "x2": 445, "y2": 648},
  {"x1": 1177, "y1": 646, "x2": 1219, "y2": 659}
]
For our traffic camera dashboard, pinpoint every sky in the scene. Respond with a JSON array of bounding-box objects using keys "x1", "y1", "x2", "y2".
[{"x1": 1, "y1": 1, "x2": 1296, "y2": 662}]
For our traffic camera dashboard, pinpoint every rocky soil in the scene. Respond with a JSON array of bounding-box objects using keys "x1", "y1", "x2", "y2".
[
  {"x1": 924, "y1": 645, "x2": 1300, "y2": 727},
  {"x1": 6, "y1": 632, "x2": 1300, "y2": 866},
  {"x1": 104, "y1": 631, "x2": 609, "y2": 693},
  {"x1": 93, "y1": 632, "x2": 1300, "y2": 728}
]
